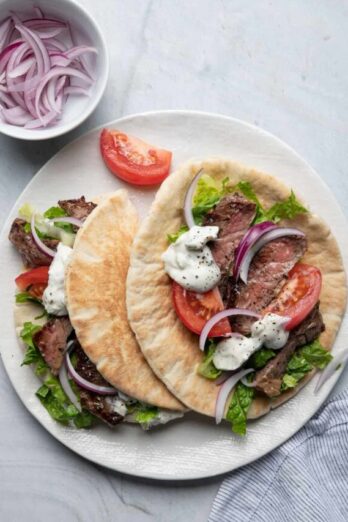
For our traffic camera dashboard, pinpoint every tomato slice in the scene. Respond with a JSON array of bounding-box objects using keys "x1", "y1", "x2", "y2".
[
  {"x1": 15, "y1": 266, "x2": 49, "y2": 299},
  {"x1": 264, "y1": 263, "x2": 322, "y2": 330},
  {"x1": 100, "y1": 129, "x2": 172, "y2": 186},
  {"x1": 172, "y1": 282, "x2": 231, "y2": 337}
]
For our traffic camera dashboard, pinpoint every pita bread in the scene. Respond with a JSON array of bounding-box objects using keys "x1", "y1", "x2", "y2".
[
  {"x1": 66, "y1": 190, "x2": 184, "y2": 411},
  {"x1": 126, "y1": 159, "x2": 347, "y2": 419}
]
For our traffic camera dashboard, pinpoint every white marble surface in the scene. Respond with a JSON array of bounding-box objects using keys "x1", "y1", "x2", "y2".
[{"x1": 0, "y1": 1, "x2": 347, "y2": 520}]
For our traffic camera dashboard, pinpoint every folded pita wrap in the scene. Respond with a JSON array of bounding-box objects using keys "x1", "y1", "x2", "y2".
[
  {"x1": 126, "y1": 159, "x2": 346, "y2": 419},
  {"x1": 64, "y1": 189, "x2": 184, "y2": 411}
]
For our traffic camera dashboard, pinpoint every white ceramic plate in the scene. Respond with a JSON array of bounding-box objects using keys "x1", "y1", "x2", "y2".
[{"x1": 0, "y1": 111, "x2": 347, "y2": 480}]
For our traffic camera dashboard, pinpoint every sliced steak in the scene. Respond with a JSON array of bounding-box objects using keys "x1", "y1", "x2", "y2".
[
  {"x1": 74, "y1": 343, "x2": 110, "y2": 387},
  {"x1": 74, "y1": 343, "x2": 124, "y2": 427},
  {"x1": 58, "y1": 196, "x2": 96, "y2": 221},
  {"x1": 253, "y1": 304, "x2": 325, "y2": 397},
  {"x1": 79, "y1": 391, "x2": 124, "y2": 427},
  {"x1": 232, "y1": 235, "x2": 307, "y2": 334},
  {"x1": 33, "y1": 317, "x2": 73, "y2": 375},
  {"x1": 203, "y1": 193, "x2": 256, "y2": 303},
  {"x1": 9, "y1": 218, "x2": 58, "y2": 267}
]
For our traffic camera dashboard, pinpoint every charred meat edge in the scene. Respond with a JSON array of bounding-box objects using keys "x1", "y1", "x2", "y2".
[
  {"x1": 33, "y1": 316, "x2": 73, "y2": 375},
  {"x1": 253, "y1": 303, "x2": 325, "y2": 397},
  {"x1": 203, "y1": 193, "x2": 256, "y2": 305},
  {"x1": 9, "y1": 218, "x2": 58, "y2": 268},
  {"x1": 74, "y1": 342, "x2": 124, "y2": 426}
]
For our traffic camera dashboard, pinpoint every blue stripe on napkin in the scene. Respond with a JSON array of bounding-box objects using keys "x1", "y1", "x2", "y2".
[{"x1": 209, "y1": 389, "x2": 348, "y2": 522}]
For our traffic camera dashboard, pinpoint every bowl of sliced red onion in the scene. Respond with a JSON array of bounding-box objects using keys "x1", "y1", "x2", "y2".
[{"x1": 0, "y1": 0, "x2": 108, "y2": 140}]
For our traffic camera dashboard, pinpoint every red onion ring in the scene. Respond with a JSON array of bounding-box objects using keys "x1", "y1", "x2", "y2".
[
  {"x1": 199, "y1": 308, "x2": 261, "y2": 351},
  {"x1": 51, "y1": 216, "x2": 84, "y2": 228},
  {"x1": 236, "y1": 227, "x2": 306, "y2": 284},
  {"x1": 314, "y1": 350, "x2": 348, "y2": 394},
  {"x1": 233, "y1": 221, "x2": 277, "y2": 280},
  {"x1": 59, "y1": 363, "x2": 81, "y2": 412},
  {"x1": 30, "y1": 214, "x2": 55, "y2": 258},
  {"x1": 183, "y1": 168, "x2": 204, "y2": 228},
  {"x1": 215, "y1": 368, "x2": 254, "y2": 424},
  {"x1": 65, "y1": 346, "x2": 117, "y2": 396}
]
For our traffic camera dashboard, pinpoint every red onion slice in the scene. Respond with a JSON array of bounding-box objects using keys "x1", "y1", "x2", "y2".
[
  {"x1": 51, "y1": 216, "x2": 84, "y2": 228},
  {"x1": 215, "y1": 368, "x2": 254, "y2": 424},
  {"x1": 59, "y1": 363, "x2": 82, "y2": 412},
  {"x1": 31, "y1": 214, "x2": 55, "y2": 257},
  {"x1": 233, "y1": 221, "x2": 277, "y2": 280},
  {"x1": 34, "y1": 7, "x2": 44, "y2": 19},
  {"x1": 199, "y1": 308, "x2": 261, "y2": 351},
  {"x1": 183, "y1": 168, "x2": 204, "y2": 228},
  {"x1": 65, "y1": 348, "x2": 117, "y2": 396},
  {"x1": 1, "y1": 105, "x2": 31, "y2": 125},
  {"x1": 237, "y1": 227, "x2": 306, "y2": 284},
  {"x1": 8, "y1": 56, "x2": 35, "y2": 78},
  {"x1": 0, "y1": 17, "x2": 12, "y2": 51},
  {"x1": 35, "y1": 66, "x2": 93, "y2": 121},
  {"x1": 314, "y1": 350, "x2": 348, "y2": 394},
  {"x1": 241, "y1": 374, "x2": 256, "y2": 387}
]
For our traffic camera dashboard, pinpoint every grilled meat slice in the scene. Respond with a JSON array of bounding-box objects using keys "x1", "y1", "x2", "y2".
[
  {"x1": 79, "y1": 391, "x2": 124, "y2": 427},
  {"x1": 74, "y1": 344, "x2": 111, "y2": 387},
  {"x1": 9, "y1": 218, "x2": 58, "y2": 267},
  {"x1": 58, "y1": 196, "x2": 96, "y2": 221},
  {"x1": 74, "y1": 343, "x2": 124, "y2": 427},
  {"x1": 33, "y1": 317, "x2": 73, "y2": 375},
  {"x1": 253, "y1": 304, "x2": 325, "y2": 397},
  {"x1": 203, "y1": 193, "x2": 256, "y2": 303},
  {"x1": 232, "y1": 235, "x2": 307, "y2": 334}
]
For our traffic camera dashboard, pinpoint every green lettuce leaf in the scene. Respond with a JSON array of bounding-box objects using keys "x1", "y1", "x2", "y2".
[
  {"x1": 43, "y1": 206, "x2": 73, "y2": 234},
  {"x1": 256, "y1": 190, "x2": 308, "y2": 224},
  {"x1": 197, "y1": 341, "x2": 222, "y2": 380},
  {"x1": 192, "y1": 175, "x2": 232, "y2": 225},
  {"x1": 36, "y1": 376, "x2": 93, "y2": 428},
  {"x1": 16, "y1": 292, "x2": 42, "y2": 305},
  {"x1": 43, "y1": 206, "x2": 67, "y2": 219},
  {"x1": 20, "y1": 321, "x2": 42, "y2": 351},
  {"x1": 134, "y1": 405, "x2": 159, "y2": 424},
  {"x1": 167, "y1": 225, "x2": 189, "y2": 243},
  {"x1": 281, "y1": 340, "x2": 332, "y2": 391},
  {"x1": 249, "y1": 348, "x2": 276, "y2": 369},
  {"x1": 226, "y1": 382, "x2": 254, "y2": 436},
  {"x1": 18, "y1": 203, "x2": 35, "y2": 221}
]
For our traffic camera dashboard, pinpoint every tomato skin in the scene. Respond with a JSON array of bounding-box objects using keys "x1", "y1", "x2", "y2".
[
  {"x1": 100, "y1": 129, "x2": 172, "y2": 186},
  {"x1": 264, "y1": 263, "x2": 322, "y2": 330},
  {"x1": 15, "y1": 266, "x2": 49, "y2": 299},
  {"x1": 172, "y1": 282, "x2": 231, "y2": 338}
]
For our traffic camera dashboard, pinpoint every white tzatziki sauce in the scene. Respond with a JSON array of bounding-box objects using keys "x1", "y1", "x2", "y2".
[
  {"x1": 42, "y1": 243, "x2": 73, "y2": 316},
  {"x1": 161, "y1": 226, "x2": 221, "y2": 292},
  {"x1": 106, "y1": 396, "x2": 128, "y2": 417},
  {"x1": 213, "y1": 313, "x2": 290, "y2": 371}
]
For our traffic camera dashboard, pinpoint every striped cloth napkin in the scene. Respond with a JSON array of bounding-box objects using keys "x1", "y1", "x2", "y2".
[{"x1": 209, "y1": 389, "x2": 348, "y2": 522}]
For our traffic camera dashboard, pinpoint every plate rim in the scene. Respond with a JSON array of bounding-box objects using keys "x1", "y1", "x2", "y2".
[{"x1": 0, "y1": 109, "x2": 346, "y2": 481}]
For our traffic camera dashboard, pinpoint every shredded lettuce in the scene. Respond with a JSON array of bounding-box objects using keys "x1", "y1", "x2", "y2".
[
  {"x1": 36, "y1": 376, "x2": 93, "y2": 427},
  {"x1": 16, "y1": 292, "x2": 42, "y2": 305},
  {"x1": 43, "y1": 206, "x2": 67, "y2": 219},
  {"x1": 226, "y1": 382, "x2": 254, "y2": 436},
  {"x1": 20, "y1": 323, "x2": 92, "y2": 428},
  {"x1": 43, "y1": 206, "x2": 73, "y2": 234},
  {"x1": 255, "y1": 190, "x2": 308, "y2": 224},
  {"x1": 18, "y1": 203, "x2": 36, "y2": 221},
  {"x1": 249, "y1": 348, "x2": 276, "y2": 369},
  {"x1": 134, "y1": 405, "x2": 159, "y2": 424},
  {"x1": 167, "y1": 175, "x2": 307, "y2": 243},
  {"x1": 197, "y1": 341, "x2": 222, "y2": 380},
  {"x1": 281, "y1": 340, "x2": 332, "y2": 391},
  {"x1": 192, "y1": 175, "x2": 232, "y2": 225}
]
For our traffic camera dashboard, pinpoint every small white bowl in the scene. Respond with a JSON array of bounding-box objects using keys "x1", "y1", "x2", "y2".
[{"x1": 0, "y1": 0, "x2": 109, "y2": 140}]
